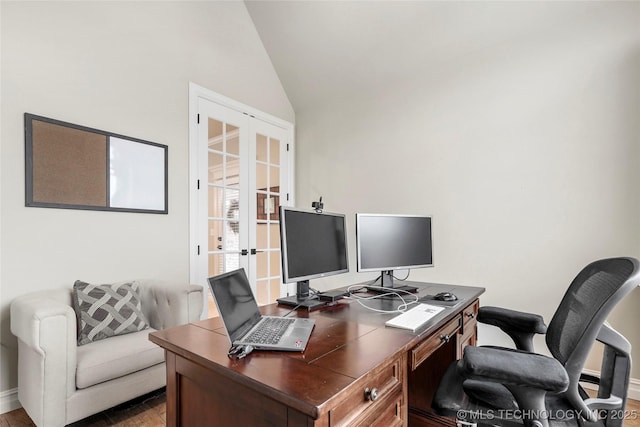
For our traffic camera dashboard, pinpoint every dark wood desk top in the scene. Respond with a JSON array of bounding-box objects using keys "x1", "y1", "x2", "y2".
[{"x1": 150, "y1": 282, "x2": 484, "y2": 420}]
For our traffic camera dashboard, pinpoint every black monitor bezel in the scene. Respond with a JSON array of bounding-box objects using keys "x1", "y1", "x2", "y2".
[
  {"x1": 279, "y1": 206, "x2": 349, "y2": 284},
  {"x1": 355, "y1": 213, "x2": 433, "y2": 273}
]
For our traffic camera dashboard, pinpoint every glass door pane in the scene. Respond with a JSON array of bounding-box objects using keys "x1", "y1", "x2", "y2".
[
  {"x1": 253, "y1": 130, "x2": 285, "y2": 305},
  {"x1": 206, "y1": 119, "x2": 245, "y2": 316}
]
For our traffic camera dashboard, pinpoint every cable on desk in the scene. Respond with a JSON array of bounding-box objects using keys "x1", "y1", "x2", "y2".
[
  {"x1": 345, "y1": 284, "x2": 420, "y2": 314},
  {"x1": 282, "y1": 304, "x2": 303, "y2": 317},
  {"x1": 227, "y1": 344, "x2": 254, "y2": 359},
  {"x1": 349, "y1": 285, "x2": 369, "y2": 294},
  {"x1": 281, "y1": 290, "x2": 321, "y2": 317}
]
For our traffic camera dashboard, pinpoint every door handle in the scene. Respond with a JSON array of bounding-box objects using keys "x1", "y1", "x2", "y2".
[
  {"x1": 216, "y1": 249, "x2": 248, "y2": 256},
  {"x1": 250, "y1": 249, "x2": 265, "y2": 255}
]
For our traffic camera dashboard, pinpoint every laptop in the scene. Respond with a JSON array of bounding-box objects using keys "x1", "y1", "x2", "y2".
[{"x1": 208, "y1": 268, "x2": 315, "y2": 352}]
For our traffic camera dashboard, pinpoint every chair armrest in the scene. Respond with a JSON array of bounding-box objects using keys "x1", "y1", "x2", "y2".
[
  {"x1": 458, "y1": 346, "x2": 569, "y2": 427},
  {"x1": 11, "y1": 293, "x2": 76, "y2": 351},
  {"x1": 596, "y1": 322, "x2": 631, "y2": 355},
  {"x1": 584, "y1": 396, "x2": 623, "y2": 411},
  {"x1": 10, "y1": 292, "x2": 78, "y2": 425},
  {"x1": 137, "y1": 281, "x2": 204, "y2": 330},
  {"x1": 478, "y1": 306, "x2": 547, "y2": 352},
  {"x1": 459, "y1": 346, "x2": 569, "y2": 393},
  {"x1": 581, "y1": 322, "x2": 630, "y2": 419}
]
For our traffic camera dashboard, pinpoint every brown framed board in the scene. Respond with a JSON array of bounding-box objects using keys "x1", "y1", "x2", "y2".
[{"x1": 25, "y1": 113, "x2": 168, "y2": 214}]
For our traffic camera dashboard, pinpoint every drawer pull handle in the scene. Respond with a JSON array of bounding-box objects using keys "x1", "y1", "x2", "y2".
[
  {"x1": 364, "y1": 387, "x2": 379, "y2": 402},
  {"x1": 466, "y1": 312, "x2": 476, "y2": 319},
  {"x1": 440, "y1": 334, "x2": 451, "y2": 343}
]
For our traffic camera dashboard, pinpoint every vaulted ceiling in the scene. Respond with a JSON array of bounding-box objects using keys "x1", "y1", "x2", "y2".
[{"x1": 245, "y1": 1, "x2": 639, "y2": 113}]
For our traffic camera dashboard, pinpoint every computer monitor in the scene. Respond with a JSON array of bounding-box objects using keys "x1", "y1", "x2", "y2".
[
  {"x1": 278, "y1": 206, "x2": 349, "y2": 308},
  {"x1": 356, "y1": 213, "x2": 433, "y2": 292}
]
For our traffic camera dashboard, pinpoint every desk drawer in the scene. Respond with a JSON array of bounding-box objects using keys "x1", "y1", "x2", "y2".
[
  {"x1": 350, "y1": 386, "x2": 403, "y2": 427},
  {"x1": 410, "y1": 316, "x2": 461, "y2": 371},
  {"x1": 462, "y1": 300, "x2": 479, "y2": 335},
  {"x1": 330, "y1": 356, "x2": 403, "y2": 426}
]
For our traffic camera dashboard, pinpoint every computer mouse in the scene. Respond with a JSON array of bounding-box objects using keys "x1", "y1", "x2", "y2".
[{"x1": 434, "y1": 292, "x2": 458, "y2": 302}]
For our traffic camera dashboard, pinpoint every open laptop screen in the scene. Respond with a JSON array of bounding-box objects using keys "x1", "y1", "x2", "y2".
[{"x1": 208, "y1": 269, "x2": 262, "y2": 343}]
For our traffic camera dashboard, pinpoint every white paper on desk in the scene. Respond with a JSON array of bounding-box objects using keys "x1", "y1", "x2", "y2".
[{"x1": 385, "y1": 303, "x2": 445, "y2": 332}]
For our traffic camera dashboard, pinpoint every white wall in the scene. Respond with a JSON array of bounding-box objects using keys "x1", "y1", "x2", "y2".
[
  {"x1": 294, "y1": 3, "x2": 640, "y2": 375},
  {"x1": 0, "y1": 0, "x2": 294, "y2": 394}
]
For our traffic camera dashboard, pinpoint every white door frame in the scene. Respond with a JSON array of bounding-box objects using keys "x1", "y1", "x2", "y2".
[{"x1": 188, "y1": 82, "x2": 295, "y2": 288}]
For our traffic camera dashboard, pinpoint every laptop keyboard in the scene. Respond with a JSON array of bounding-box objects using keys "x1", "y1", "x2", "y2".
[{"x1": 245, "y1": 318, "x2": 295, "y2": 345}]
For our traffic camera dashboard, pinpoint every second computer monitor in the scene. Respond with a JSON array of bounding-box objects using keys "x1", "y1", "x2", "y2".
[{"x1": 356, "y1": 213, "x2": 433, "y2": 291}]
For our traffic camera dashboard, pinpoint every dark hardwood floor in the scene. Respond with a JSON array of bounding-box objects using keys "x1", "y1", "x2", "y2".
[
  {"x1": 627, "y1": 400, "x2": 640, "y2": 427},
  {"x1": 0, "y1": 389, "x2": 165, "y2": 427},
  {"x1": 1, "y1": 388, "x2": 639, "y2": 426}
]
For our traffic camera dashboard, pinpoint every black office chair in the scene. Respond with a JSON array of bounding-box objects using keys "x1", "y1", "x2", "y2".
[{"x1": 432, "y1": 257, "x2": 640, "y2": 427}]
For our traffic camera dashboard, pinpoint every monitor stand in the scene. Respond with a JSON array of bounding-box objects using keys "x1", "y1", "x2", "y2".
[
  {"x1": 366, "y1": 270, "x2": 418, "y2": 294},
  {"x1": 277, "y1": 280, "x2": 326, "y2": 310}
]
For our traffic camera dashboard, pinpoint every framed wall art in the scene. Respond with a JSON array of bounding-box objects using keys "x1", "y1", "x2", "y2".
[{"x1": 256, "y1": 187, "x2": 280, "y2": 221}]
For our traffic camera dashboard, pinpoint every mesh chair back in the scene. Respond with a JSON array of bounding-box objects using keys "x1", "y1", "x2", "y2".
[{"x1": 546, "y1": 258, "x2": 639, "y2": 373}]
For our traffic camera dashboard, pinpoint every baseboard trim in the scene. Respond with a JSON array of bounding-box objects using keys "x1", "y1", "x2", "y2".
[
  {"x1": 582, "y1": 369, "x2": 640, "y2": 401},
  {"x1": 631, "y1": 379, "x2": 640, "y2": 401},
  {"x1": 0, "y1": 388, "x2": 20, "y2": 414}
]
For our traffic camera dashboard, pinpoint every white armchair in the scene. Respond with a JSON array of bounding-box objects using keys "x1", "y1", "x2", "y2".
[{"x1": 10, "y1": 280, "x2": 204, "y2": 427}]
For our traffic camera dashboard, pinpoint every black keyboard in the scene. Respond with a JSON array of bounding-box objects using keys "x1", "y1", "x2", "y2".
[{"x1": 245, "y1": 318, "x2": 294, "y2": 345}]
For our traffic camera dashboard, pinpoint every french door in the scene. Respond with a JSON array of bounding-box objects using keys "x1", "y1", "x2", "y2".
[{"x1": 190, "y1": 85, "x2": 293, "y2": 315}]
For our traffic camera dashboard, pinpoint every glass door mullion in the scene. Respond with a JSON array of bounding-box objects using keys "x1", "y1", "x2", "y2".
[{"x1": 250, "y1": 120, "x2": 288, "y2": 305}]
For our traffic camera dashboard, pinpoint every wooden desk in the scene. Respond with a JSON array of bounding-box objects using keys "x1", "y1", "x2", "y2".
[{"x1": 150, "y1": 283, "x2": 484, "y2": 426}]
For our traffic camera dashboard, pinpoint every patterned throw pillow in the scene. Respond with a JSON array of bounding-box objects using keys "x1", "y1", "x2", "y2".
[{"x1": 72, "y1": 280, "x2": 150, "y2": 346}]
